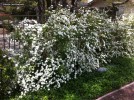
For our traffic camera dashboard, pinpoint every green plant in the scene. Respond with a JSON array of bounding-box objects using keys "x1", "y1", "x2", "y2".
[{"x1": 0, "y1": 49, "x2": 18, "y2": 99}]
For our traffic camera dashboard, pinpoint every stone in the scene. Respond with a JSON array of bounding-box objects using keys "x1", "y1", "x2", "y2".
[{"x1": 97, "y1": 67, "x2": 107, "y2": 72}]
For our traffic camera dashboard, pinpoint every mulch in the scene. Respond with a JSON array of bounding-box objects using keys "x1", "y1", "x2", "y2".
[{"x1": 96, "y1": 82, "x2": 134, "y2": 100}]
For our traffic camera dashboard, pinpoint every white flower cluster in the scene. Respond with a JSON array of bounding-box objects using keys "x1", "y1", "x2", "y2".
[{"x1": 12, "y1": 9, "x2": 134, "y2": 95}]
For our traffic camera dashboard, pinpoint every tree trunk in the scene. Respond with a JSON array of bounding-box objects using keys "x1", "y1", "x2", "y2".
[
  {"x1": 51, "y1": 0, "x2": 60, "y2": 9},
  {"x1": 46, "y1": 0, "x2": 51, "y2": 8},
  {"x1": 37, "y1": 0, "x2": 45, "y2": 23},
  {"x1": 61, "y1": 0, "x2": 68, "y2": 8}
]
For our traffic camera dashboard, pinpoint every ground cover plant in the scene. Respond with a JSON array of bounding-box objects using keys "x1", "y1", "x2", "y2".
[{"x1": 10, "y1": 8, "x2": 134, "y2": 99}]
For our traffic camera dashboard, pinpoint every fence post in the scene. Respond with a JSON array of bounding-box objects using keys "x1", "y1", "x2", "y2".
[
  {"x1": 0, "y1": 68, "x2": 3, "y2": 100},
  {"x1": 2, "y1": 26, "x2": 5, "y2": 49}
]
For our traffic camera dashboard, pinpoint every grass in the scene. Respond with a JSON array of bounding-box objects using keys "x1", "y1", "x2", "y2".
[{"x1": 12, "y1": 57, "x2": 134, "y2": 100}]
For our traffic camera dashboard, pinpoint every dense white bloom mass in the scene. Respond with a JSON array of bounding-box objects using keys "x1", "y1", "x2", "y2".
[{"x1": 12, "y1": 9, "x2": 134, "y2": 95}]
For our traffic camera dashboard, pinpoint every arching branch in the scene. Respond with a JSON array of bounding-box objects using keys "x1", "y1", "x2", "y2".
[
  {"x1": 112, "y1": 0, "x2": 129, "y2": 6},
  {"x1": 87, "y1": 0, "x2": 97, "y2": 7}
]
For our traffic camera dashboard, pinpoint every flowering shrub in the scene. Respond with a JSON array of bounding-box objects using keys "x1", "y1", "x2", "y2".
[{"x1": 12, "y1": 9, "x2": 134, "y2": 95}]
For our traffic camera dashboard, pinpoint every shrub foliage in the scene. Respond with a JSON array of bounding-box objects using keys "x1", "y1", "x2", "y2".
[{"x1": 0, "y1": 49, "x2": 18, "y2": 99}]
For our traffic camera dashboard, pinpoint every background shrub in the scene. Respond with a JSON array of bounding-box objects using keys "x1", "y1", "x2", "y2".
[{"x1": 0, "y1": 49, "x2": 19, "y2": 99}]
